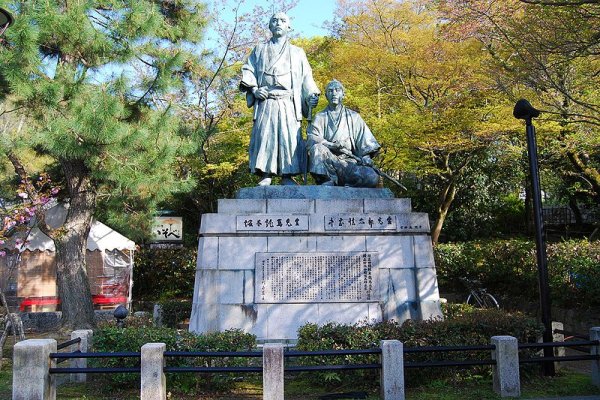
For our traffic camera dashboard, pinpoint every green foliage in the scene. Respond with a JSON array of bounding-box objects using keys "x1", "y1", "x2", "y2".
[
  {"x1": 0, "y1": 0, "x2": 209, "y2": 241},
  {"x1": 440, "y1": 301, "x2": 477, "y2": 320},
  {"x1": 157, "y1": 299, "x2": 192, "y2": 328},
  {"x1": 133, "y1": 247, "x2": 197, "y2": 301},
  {"x1": 93, "y1": 326, "x2": 256, "y2": 393},
  {"x1": 435, "y1": 239, "x2": 600, "y2": 308},
  {"x1": 440, "y1": 0, "x2": 600, "y2": 205},
  {"x1": 306, "y1": 0, "x2": 524, "y2": 244},
  {"x1": 296, "y1": 309, "x2": 542, "y2": 389}
]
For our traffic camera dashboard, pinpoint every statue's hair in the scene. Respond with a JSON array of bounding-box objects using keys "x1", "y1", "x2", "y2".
[{"x1": 326, "y1": 79, "x2": 345, "y2": 93}]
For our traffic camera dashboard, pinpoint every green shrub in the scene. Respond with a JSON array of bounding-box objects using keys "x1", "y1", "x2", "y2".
[
  {"x1": 441, "y1": 301, "x2": 477, "y2": 319},
  {"x1": 133, "y1": 247, "x2": 197, "y2": 301},
  {"x1": 92, "y1": 326, "x2": 256, "y2": 394},
  {"x1": 157, "y1": 299, "x2": 192, "y2": 328},
  {"x1": 435, "y1": 239, "x2": 600, "y2": 308},
  {"x1": 295, "y1": 308, "x2": 542, "y2": 388}
]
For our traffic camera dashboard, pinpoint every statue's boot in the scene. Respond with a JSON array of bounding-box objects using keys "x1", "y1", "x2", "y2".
[{"x1": 258, "y1": 175, "x2": 272, "y2": 186}]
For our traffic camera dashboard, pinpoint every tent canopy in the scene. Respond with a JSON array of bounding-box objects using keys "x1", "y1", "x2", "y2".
[{"x1": 4, "y1": 203, "x2": 135, "y2": 252}]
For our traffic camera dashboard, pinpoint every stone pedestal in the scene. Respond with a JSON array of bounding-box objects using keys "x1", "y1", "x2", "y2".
[{"x1": 190, "y1": 187, "x2": 442, "y2": 341}]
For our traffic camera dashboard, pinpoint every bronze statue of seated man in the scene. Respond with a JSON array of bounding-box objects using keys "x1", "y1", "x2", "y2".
[{"x1": 307, "y1": 80, "x2": 381, "y2": 187}]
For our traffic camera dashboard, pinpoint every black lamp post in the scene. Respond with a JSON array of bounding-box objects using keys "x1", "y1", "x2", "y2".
[
  {"x1": 0, "y1": 8, "x2": 13, "y2": 37},
  {"x1": 513, "y1": 99, "x2": 555, "y2": 376}
]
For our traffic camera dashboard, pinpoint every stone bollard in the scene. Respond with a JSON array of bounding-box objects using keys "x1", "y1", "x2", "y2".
[
  {"x1": 491, "y1": 336, "x2": 520, "y2": 398},
  {"x1": 153, "y1": 304, "x2": 163, "y2": 327},
  {"x1": 590, "y1": 327, "x2": 600, "y2": 387},
  {"x1": 141, "y1": 343, "x2": 166, "y2": 400},
  {"x1": 13, "y1": 339, "x2": 57, "y2": 400},
  {"x1": 380, "y1": 340, "x2": 404, "y2": 400},
  {"x1": 70, "y1": 329, "x2": 93, "y2": 383},
  {"x1": 263, "y1": 343, "x2": 284, "y2": 400},
  {"x1": 552, "y1": 322, "x2": 565, "y2": 371}
]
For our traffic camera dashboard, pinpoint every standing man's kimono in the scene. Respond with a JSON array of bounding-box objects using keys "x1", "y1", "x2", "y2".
[{"x1": 240, "y1": 40, "x2": 320, "y2": 178}]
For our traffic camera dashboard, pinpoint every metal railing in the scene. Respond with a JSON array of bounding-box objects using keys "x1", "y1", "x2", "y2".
[
  {"x1": 15, "y1": 328, "x2": 600, "y2": 400},
  {"x1": 47, "y1": 340, "x2": 600, "y2": 375}
]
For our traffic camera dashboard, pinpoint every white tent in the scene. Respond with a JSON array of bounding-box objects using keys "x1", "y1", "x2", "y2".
[
  {"x1": 21, "y1": 204, "x2": 135, "y2": 252},
  {"x1": 1, "y1": 204, "x2": 136, "y2": 312}
]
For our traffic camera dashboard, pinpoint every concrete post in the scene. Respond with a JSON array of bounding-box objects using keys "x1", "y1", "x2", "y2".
[
  {"x1": 12, "y1": 339, "x2": 57, "y2": 400},
  {"x1": 141, "y1": 343, "x2": 166, "y2": 400},
  {"x1": 491, "y1": 336, "x2": 520, "y2": 398},
  {"x1": 263, "y1": 343, "x2": 284, "y2": 400},
  {"x1": 590, "y1": 327, "x2": 600, "y2": 387},
  {"x1": 70, "y1": 329, "x2": 93, "y2": 383},
  {"x1": 552, "y1": 322, "x2": 564, "y2": 371},
  {"x1": 380, "y1": 340, "x2": 404, "y2": 400}
]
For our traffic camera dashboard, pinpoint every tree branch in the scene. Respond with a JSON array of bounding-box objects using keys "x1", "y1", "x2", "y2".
[{"x1": 519, "y1": 0, "x2": 599, "y2": 5}]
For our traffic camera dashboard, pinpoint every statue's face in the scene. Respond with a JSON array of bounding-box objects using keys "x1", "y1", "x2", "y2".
[
  {"x1": 326, "y1": 83, "x2": 345, "y2": 106},
  {"x1": 269, "y1": 13, "x2": 290, "y2": 38}
]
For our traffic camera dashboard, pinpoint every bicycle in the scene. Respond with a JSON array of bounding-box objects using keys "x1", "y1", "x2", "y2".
[{"x1": 461, "y1": 278, "x2": 500, "y2": 309}]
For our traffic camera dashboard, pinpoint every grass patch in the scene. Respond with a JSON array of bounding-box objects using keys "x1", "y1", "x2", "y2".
[
  {"x1": 0, "y1": 361, "x2": 12, "y2": 399},
  {"x1": 407, "y1": 371, "x2": 600, "y2": 400}
]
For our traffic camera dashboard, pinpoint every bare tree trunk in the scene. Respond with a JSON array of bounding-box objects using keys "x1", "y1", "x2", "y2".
[
  {"x1": 431, "y1": 181, "x2": 457, "y2": 245},
  {"x1": 568, "y1": 196, "x2": 583, "y2": 225}
]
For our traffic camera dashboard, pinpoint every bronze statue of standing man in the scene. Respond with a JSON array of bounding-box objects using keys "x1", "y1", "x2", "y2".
[{"x1": 240, "y1": 12, "x2": 320, "y2": 186}]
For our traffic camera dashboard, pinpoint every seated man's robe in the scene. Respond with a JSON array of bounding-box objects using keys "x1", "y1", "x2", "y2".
[{"x1": 307, "y1": 106, "x2": 381, "y2": 187}]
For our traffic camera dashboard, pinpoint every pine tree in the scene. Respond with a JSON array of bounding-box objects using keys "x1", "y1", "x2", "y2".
[{"x1": 0, "y1": 0, "x2": 208, "y2": 329}]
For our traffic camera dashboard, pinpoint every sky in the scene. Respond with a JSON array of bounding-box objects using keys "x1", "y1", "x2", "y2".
[
  {"x1": 207, "y1": 0, "x2": 338, "y2": 39},
  {"x1": 282, "y1": 0, "x2": 338, "y2": 37}
]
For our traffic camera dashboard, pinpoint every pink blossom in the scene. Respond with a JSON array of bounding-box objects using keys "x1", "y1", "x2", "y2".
[
  {"x1": 51, "y1": 187, "x2": 60, "y2": 195},
  {"x1": 0, "y1": 251, "x2": 5, "y2": 257},
  {"x1": 17, "y1": 192, "x2": 28, "y2": 199}
]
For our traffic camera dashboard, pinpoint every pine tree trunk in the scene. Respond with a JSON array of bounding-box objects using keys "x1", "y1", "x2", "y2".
[{"x1": 54, "y1": 159, "x2": 96, "y2": 330}]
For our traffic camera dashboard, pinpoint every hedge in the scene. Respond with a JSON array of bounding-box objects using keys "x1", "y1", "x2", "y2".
[
  {"x1": 92, "y1": 323, "x2": 257, "y2": 393},
  {"x1": 295, "y1": 308, "x2": 542, "y2": 388},
  {"x1": 435, "y1": 239, "x2": 600, "y2": 308}
]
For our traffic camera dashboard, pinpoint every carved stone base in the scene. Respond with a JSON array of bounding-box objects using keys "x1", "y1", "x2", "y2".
[{"x1": 190, "y1": 187, "x2": 442, "y2": 340}]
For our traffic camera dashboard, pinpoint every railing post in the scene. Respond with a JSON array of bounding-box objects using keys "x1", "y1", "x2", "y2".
[
  {"x1": 552, "y1": 321, "x2": 564, "y2": 371},
  {"x1": 70, "y1": 329, "x2": 93, "y2": 383},
  {"x1": 380, "y1": 340, "x2": 404, "y2": 400},
  {"x1": 491, "y1": 336, "x2": 520, "y2": 398},
  {"x1": 141, "y1": 343, "x2": 166, "y2": 400},
  {"x1": 12, "y1": 339, "x2": 57, "y2": 400},
  {"x1": 263, "y1": 343, "x2": 284, "y2": 400},
  {"x1": 590, "y1": 327, "x2": 600, "y2": 387}
]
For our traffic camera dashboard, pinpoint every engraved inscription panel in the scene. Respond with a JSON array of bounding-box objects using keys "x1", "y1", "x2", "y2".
[
  {"x1": 237, "y1": 215, "x2": 309, "y2": 231},
  {"x1": 396, "y1": 213, "x2": 430, "y2": 232},
  {"x1": 325, "y1": 214, "x2": 396, "y2": 231},
  {"x1": 255, "y1": 252, "x2": 379, "y2": 303}
]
